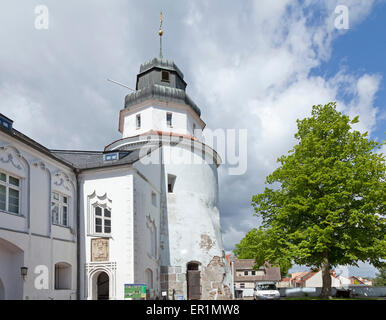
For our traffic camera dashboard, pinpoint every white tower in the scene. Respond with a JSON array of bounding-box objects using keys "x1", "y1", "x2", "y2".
[{"x1": 105, "y1": 19, "x2": 232, "y2": 300}]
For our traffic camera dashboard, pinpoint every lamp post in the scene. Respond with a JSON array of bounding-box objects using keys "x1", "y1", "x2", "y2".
[{"x1": 20, "y1": 267, "x2": 28, "y2": 281}]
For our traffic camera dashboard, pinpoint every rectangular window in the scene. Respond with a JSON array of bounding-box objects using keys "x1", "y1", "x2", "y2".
[
  {"x1": 161, "y1": 71, "x2": 170, "y2": 82},
  {"x1": 252, "y1": 271, "x2": 256, "y2": 276},
  {"x1": 168, "y1": 174, "x2": 176, "y2": 193},
  {"x1": 240, "y1": 283, "x2": 245, "y2": 288},
  {"x1": 166, "y1": 113, "x2": 172, "y2": 127},
  {"x1": 51, "y1": 192, "x2": 69, "y2": 226},
  {"x1": 244, "y1": 271, "x2": 248, "y2": 276},
  {"x1": 136, "y1": 114, "x2": 141, "y2": 128},
  {"x1": 0, "y1": 171, "x2": 20, "y2": 215},
  {"x1": 94, "y1": 206, "x2": 111, "y2": 234}
]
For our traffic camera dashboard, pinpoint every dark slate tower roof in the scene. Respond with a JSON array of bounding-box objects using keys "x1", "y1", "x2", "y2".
[{"x1": 124, "y1": 57, "x2": 201, "y2": 117}]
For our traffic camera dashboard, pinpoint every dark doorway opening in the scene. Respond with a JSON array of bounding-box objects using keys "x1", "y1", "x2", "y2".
[
  {"x1": 187, "y1": 262, "x2": 201, "y2": 300},
  {"x1": 97, "y1": 272, "x2": 109, "y2": 300}
]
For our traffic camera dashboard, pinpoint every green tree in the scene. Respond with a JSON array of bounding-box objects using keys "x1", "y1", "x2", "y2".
[
  {"x1": 249, "y1": 102, "x2": 385, "y2": 298},
  {"x1": 233, "y1": 228, "x2": 292, "y2": 277},
  {"x1": 373, "y1": 266, "x2": 386, "y2": 287}
]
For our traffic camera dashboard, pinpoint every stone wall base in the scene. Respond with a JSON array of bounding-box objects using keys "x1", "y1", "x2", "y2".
[{"x1": 160, "y1": 256, "x2": 232, "y2": 300}]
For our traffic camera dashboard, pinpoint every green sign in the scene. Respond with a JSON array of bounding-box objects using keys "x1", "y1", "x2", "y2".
[{"x1": 124, "y1": 284, "x2": 147, "y2": 299}]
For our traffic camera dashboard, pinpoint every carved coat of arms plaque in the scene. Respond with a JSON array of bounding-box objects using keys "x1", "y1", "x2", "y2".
[{"x1": 91, "y1": 238, "x2": 109, "y2": 262}]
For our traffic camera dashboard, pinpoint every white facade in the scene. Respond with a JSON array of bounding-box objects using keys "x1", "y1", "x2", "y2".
[{"x1": 0, "y1": 131, "x2": 77, "y2": 300}]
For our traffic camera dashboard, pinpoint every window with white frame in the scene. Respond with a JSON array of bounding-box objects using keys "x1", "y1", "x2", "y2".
[
  {"x1": 0, "y1": 171, "x2": 20, "y2": 215},
  {"x1": 94, "y1": 206, "x2": 111, "y2": 234},
  {"x1": 51, "y1": 192, "x2": 69, "y2": 226}
]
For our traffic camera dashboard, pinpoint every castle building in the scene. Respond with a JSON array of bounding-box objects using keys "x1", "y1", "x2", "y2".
[{"x1": 0, "y1": 53, "x2": 232, "y2": 299}]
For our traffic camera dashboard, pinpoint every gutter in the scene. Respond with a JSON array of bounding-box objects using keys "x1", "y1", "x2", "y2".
[{"x1": 75, "y1": 169, "x2": 81, "y2": 300}]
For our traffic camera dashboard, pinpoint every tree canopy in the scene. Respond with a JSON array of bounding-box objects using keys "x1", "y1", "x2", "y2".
[{"x1": 235, "y1": 102, "x2": 386, "y2": 297}]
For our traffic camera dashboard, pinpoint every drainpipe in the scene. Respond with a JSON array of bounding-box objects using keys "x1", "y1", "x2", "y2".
[{"x1": 75, "y1": 169, "x2": 81, "y2": 300}]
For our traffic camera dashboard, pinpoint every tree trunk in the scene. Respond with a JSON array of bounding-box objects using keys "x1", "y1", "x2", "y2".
[{"x1": 320, "y1": 252, "x2": 332, "y2": 298}]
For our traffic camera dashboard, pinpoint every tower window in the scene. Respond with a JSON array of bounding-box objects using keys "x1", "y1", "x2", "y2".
[
  {"x1": 161, "y1": 71, "x2": 170, "y2": 82},
  {"x1": 136, "y1": 114, "x2": 141, "y2": 129},
  {"x1": 166, "y1": 113, "x2": 172, "y2": 127},
  {"x1": 167, "y1": 174, "x2": 176, "y2": 193},
  {"x1": 151, "y1": 191, "x2": 157, "y2": 207}
]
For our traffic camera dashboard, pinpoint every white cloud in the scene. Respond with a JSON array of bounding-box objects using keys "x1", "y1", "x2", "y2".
[{"x1": 0, "y1": 0, "x2": 383, "y2": 254}]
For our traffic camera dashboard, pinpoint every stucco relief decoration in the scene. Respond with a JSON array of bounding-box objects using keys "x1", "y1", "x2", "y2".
[
  {"x1": 0, "y1": 145, "x2": 23, "y2": 170},
  {"x1": 32, "y1": 160, "x2": 47, "y2": 171},
  {"x1": 53, "y1": 170, "x2": 73, "y2": 192},
  {"x1": 91, "y1": 238, "x2": 109, "y2": 262}
]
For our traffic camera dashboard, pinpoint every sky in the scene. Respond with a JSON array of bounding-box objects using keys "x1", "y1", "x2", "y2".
[{"x1": 0, "y1": 0, "x2": 384, "y2": 278}]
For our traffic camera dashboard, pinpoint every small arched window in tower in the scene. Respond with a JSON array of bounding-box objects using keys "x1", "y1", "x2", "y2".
[
  {"x1": 136, "y1": 114, "x2": 141, "y2": 129},
  {"x1": 166, "y1": 113, "x2": 172, "y2": 127},
  {"x1": 167, "y1": 174, "x2": 176, "y2": 193},
  {"x1": 161, "y1": 70, "x2": 170, "y2": 82}
]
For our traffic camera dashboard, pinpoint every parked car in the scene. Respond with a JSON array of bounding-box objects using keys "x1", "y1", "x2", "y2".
[{"x1": 254, "y1": 282, "x2": 280, "y2": 300}]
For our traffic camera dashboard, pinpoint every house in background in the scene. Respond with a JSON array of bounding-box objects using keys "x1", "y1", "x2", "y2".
[
  {"x1": 289, "y1": 270, "x2": 354, "y2": 288},
  {"x1": 232, "y1": 259, "x2": 281, "y2": 297},
  {"x1": 277, "y1": 277, "x2": 291, "y2": 288},
  {"x1": 350, "y1": 276, "x2": 372, "y2": 286}
]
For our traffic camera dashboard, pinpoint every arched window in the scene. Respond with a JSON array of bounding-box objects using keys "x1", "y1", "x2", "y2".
[
  {"x1": 54, "y1": 262, "x2": 72, "y2": 290},
  {"x1": 95, "y1": 206, "x2": 111, "y2": 234}
]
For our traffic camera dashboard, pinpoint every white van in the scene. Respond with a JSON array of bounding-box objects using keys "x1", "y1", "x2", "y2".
[{"x1": 254, "y1": 282, "x2": 281, "y2": 300}]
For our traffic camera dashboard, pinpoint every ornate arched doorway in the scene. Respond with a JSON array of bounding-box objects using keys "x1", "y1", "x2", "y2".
[{"x1": 97, "y1": 272, "x2": 109, "y2": 300}]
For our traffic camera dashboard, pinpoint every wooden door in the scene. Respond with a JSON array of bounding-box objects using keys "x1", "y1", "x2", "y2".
[{"x1": 187, "y1": 270, "x2": 201, "y2": 300}]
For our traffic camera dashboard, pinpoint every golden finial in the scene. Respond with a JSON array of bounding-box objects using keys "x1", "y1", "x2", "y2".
[
  {"x1": 158, "y1": 11, "x2": 163, "y2": 58},
  {"x1": 158, "y1": 11, "x2": 163, "y2": 36}
]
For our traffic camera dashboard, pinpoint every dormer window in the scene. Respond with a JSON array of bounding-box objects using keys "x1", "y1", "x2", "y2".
[
  {"x1": 166, "y1": 113, "x2": 172, "y2": 127},
  {"x1": 136, "y1": 114, "x2": 141, "y2": 129},
  {"x1": 161, "y1": 71, "x2": 170, "y2": 82}
]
